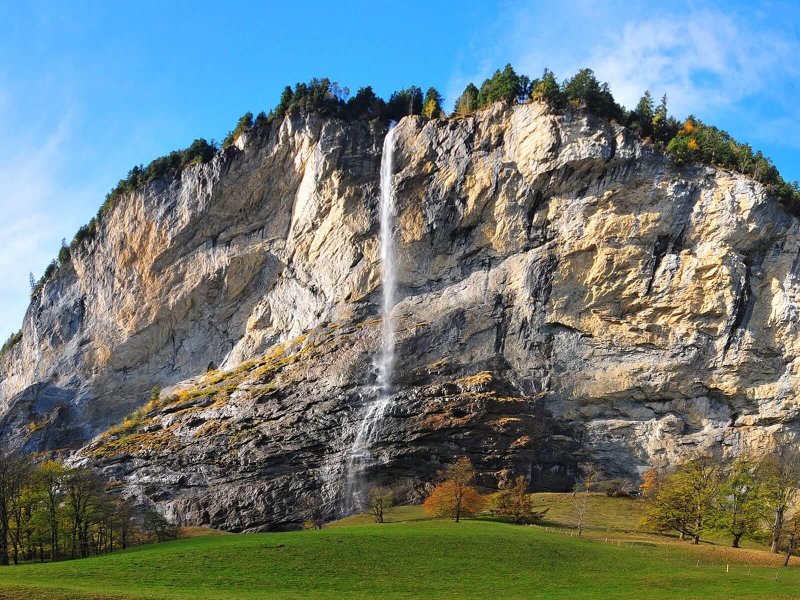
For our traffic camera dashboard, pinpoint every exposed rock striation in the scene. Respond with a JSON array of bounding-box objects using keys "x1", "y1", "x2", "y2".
[{"x1": 2, "y1": 101, "x2": 799, "y2": 529}]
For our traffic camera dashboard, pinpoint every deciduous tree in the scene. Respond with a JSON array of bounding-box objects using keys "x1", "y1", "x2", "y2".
[
  {"x1": 755, "y1": 447, "x2": 800, "y2": 553},
  {"x1": 0, "y1": 447, "x2": 31, "y2": 565},
  {"x1": 423, "y1": 457, "x2": 485, "y2": 522},
  {"x1": 488, "y1": 476, "x2": 547, "y2": 524},
  {"x1": 715, "y1": 458, "x2": 761, "y2": 548},
  {"x1": 422, "y1": 87, "x2": 444, "y2": 119},
  {"x1": 368, "y1": 487, "x2": 395, "y2": 524},
  {"x1": 642, "y1": 454, "x2": 720, "y2": 544},
  {"x1": 453, "y1": 83, "x2": 479, "y2": 117}
]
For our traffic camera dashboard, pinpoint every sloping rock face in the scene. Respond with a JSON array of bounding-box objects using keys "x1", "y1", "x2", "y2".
[{"x1": 3, "y1": 101, "x2": 800, "y2": 529}]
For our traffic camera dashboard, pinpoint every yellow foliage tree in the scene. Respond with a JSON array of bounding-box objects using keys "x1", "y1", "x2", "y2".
[{"x1": 679, "y1": 119, "x2": 696, "y2": 136}]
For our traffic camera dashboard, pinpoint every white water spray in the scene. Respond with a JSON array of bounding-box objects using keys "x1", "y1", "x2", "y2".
[
  {"x1": 376, "y1": 124, "x2": 398, "y2": 400},
  {"x1": 342, "y1": 123, "x2": 397, "y2": 512},
  {"x1": 30, "y1": 315, "x2": 41, "y2": 364}
]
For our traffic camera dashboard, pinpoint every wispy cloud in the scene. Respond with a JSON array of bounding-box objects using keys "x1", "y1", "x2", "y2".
[
  {"x1": 0, "y1": 95, "x2": 92, "y2": 338},
  {"x1": 588, "y1": 9, "x2": 799, "y2": 117},
  {"x1": 450, "y1": 1, "x2": 800, "y2": 149}
]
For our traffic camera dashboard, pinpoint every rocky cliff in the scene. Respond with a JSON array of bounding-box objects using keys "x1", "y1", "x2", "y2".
[{"x1": 2, "y1": 101, "x2": 799, "y2": 530}]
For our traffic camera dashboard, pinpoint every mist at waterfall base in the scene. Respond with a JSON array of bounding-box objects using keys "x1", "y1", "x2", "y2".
[{"x1": 341, "y1": 122, "x2": 397, "y2": 514}]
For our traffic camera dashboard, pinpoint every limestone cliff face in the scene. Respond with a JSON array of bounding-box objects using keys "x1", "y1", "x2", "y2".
[{"x1": 2, "y1": 101, "x2": 799, "y2": 530}]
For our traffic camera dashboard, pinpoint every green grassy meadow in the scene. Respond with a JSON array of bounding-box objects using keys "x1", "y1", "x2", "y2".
[{"x1": 0, "y1": 497, "x2": 798, "y2": 599}]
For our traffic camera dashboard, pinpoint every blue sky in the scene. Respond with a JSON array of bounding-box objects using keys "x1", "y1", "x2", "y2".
[{"x1": 1, "y1": 0, "x2": 798, "y2": 339}]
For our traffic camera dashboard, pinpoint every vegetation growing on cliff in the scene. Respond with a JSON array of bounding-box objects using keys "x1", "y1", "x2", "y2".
[
  {"x1": 452, "y1": 65, "x2": 800, "y2": 214},
  {"x1": 28, "y1": 64, "x2": 800, "y2": 300},
  {"x1": 0, "y1": 331, "x2": 22, "y2": 358}
]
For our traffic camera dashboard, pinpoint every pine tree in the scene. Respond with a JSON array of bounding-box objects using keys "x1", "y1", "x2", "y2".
[
  {"x1": 422, "y1": 87, "x2": 444, "y2": 118},
  {"x1": 454, "y1": 83, "x2": 479, "y2": 116},
  {"x1": 476, "y1": 64, "x2": 523, "y2": 108},
  {"x1": 531, "y1": 69, "x2": 564, "y2": 106},
  {"x1": 633, "y1": 90, "x2": 655, "y2": 138}
]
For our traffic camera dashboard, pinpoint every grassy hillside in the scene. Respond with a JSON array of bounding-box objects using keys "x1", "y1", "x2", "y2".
[{"x1": 0, "y1": 498, "x2": 797, "y2": 599}]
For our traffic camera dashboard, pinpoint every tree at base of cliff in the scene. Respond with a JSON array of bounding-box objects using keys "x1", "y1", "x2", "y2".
[
  {"x1": 754, "y1": 446, "x2": 800, "y2": 554},
  {"x1": 423, "y1": 457, "x2": 485, "y2": 523},
  {"x1": 641, "y1": 454, "x2": 720, "y2": 545},
  {"x1": 141, "y1": 510, "x2": 178, "y2": 544},
  {"x1": 368, "y1": 487, "x2": 396, "y2": 524},
  {"x1": 301, "y1": 494, "x2": 327, "y2": 530},
  {"x1": 714, "y1": 457, "x2": 761, "y2": 549},
  {"x1": 488, "y1": 476, "x2": 547, "y2": 525}
]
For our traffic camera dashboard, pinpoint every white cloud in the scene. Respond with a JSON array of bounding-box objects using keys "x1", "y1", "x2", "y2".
[
  {"x1": 0, "y1": 102, "x2": 93, "y2": 338},
  {"x1": 451, "y1": 1, "x2": 800, "y2": 122},
  {"x1": 588, "y1": 10, "x2": 799, "y2": 117}
]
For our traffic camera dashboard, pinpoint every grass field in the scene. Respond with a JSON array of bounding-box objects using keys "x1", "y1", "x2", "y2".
[{"x1": 0, "y1": 496, "x2": 797, "y2": 599}]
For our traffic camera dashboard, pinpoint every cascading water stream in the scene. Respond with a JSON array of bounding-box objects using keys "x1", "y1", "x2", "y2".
[
  {"x1": 30, "y1": 315, "x2": 41, "y2": 364},
  {"x1": 342, "y1": 123, "x2": 397, "y2": 512}
]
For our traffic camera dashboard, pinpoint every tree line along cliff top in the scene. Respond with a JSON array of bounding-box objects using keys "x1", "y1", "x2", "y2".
[{"x1": 6, "y1": 63, "x2": 798, "y2": 356}]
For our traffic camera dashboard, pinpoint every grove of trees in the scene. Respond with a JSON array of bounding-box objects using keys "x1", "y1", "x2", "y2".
[
  {"x1": 641, "y1": 447, "x2": 800, "y2": 560},
  {"x1": 0, "y1": 447, "x2": 176, "y2": 566}
]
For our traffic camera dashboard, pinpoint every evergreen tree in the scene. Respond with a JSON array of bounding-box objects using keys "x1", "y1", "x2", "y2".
[
  {"x1": 561, "y1": 68, "x2": 623, "y2": 121},
  {"x1": 476, "y1": 64, "x2": 523, "y2": 108},
  {"x1": 275, "y1": 86, "x2": 294, "y2": 115},
  {"x1": 386, "y1": 86, "x2": 423, "y2": 121},
  {"x1": 453, "y1": 83, "x2": 479, "y2": 116},
  {"x1": 651, "y1": 93, "x2": 679, "y2": 145},
  {"x1": 422, "y1": 87, "x2": 444, "y2": 118},
  {"x1": 631, "y1": 90, "x2": 655, "y2": 138},
  {"x1": 346, "y1": 86, "x2": 386, "y2": 120},
  {"x1": 530, "y1": 68, "x2": 564, "y2": 107}
]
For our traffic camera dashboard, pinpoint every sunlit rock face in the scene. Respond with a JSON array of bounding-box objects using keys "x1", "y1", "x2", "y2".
[{"x1": 2, "y1": 102, "x2": 799, "y2": 529}]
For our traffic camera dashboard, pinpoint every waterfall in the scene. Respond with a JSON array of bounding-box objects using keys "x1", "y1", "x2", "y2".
[
  {"x1": 377, "y1": 123, "x2": 398, "y2": 401},
  {"x1": 30, "y1": 315, "x2": 41, "y2": 364},
  {"x1": 342, "y1": 123, "x2": 398, "y2": 513}
]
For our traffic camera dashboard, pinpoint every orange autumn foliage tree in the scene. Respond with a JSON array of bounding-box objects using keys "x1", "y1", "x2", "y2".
[
  {"x1": 640, "y1": 467, "x2": 661, "y2": 498},
  {"x1": 423, "y1": 457, "x2": 486, "y2": 522}
]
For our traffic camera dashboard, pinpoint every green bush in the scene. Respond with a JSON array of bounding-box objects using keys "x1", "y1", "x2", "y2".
[
  {"x1": 453, "y1": 83, "x2": 479, "y2": 117},
  {"x1": 476, "y1": 64, "x2": 525, "y2": 108},
  {"x1": 561, "y1": 68, "x2": 623, "y2": 122},
  {"x1": 385, "y1": 86, "x2": 423, "y2": 121},
  {"x1": 222, "y1": 112, "x2": 254, "y2": 149},
  {"x1": 0, "y1": 330, "x2": 22, "y2": 357}
]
